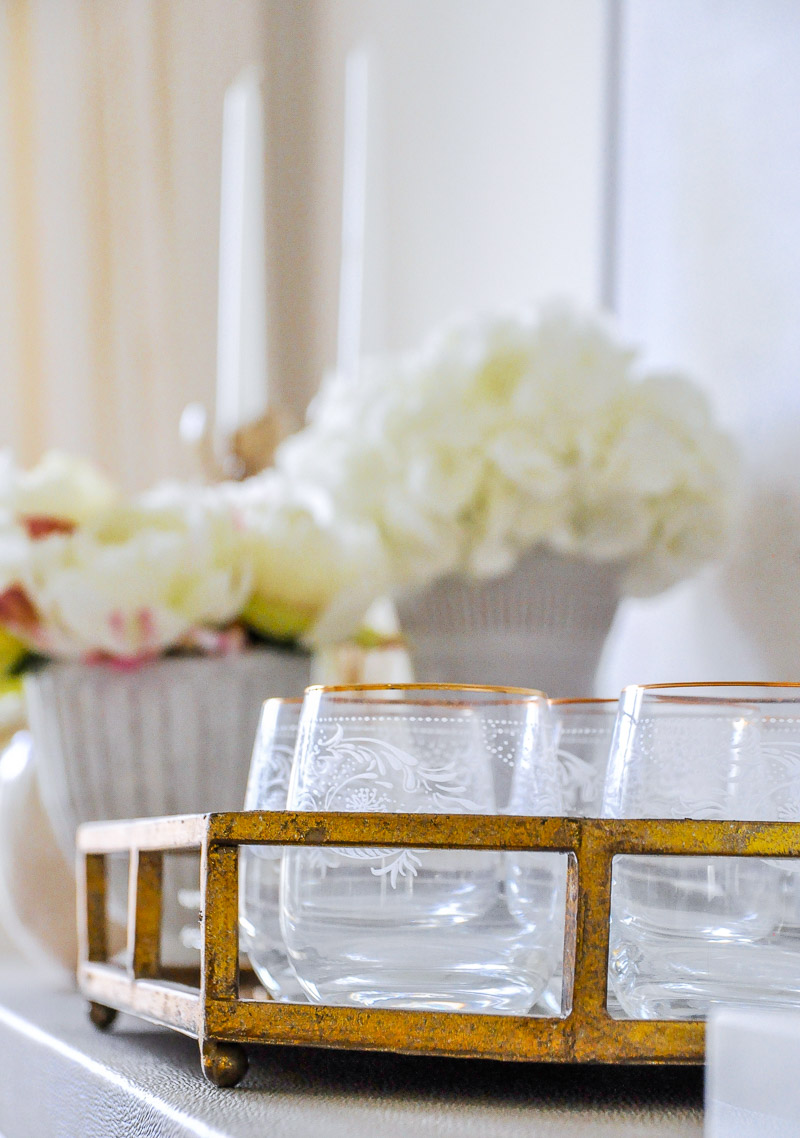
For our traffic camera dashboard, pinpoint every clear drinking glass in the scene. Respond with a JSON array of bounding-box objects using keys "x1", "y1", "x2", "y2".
[
  {"x1": 517, "y1": 698, "x2": 618, "y2": 1015},
  {"x1": 550, "y1": 699, "x2": 618, "y2": 817},
  {"x1": 603, "y1": 683, "x2": 799, "y2": 1020},
  {"x1": 753, "y1": 697, "x2": 800, "y2": 949},
  {"x1": 281, "y1": 683, "x2": 564, "y2": 1014},
  {"x1": 238, "y1": 697, "x2": 306, "y2": 1002}
]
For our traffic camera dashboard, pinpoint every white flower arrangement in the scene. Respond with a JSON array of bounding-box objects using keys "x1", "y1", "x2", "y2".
[
  {"x1": 277, "y1": 304, "x2": 740, "y2": 597},
  {"x1": 217, "y1": 469, "x2": 386, "y2": 645},
  {"x1": 0, "y1": 305, "x2": 740, "y2": 666},
  {"x1": 0, "y1": 450, "x2": 118, "y2": 533},
  {"x1": 1, "y1": 496, "x2": 250, "y2": 662},
  {"x1": 0, "y1": 453, "x2": 385, "y2": 666}
]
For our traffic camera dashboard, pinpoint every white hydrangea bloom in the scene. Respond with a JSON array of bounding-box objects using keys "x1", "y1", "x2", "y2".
[{"x1": 276, "y1": 304, "x2": 740, "y2": 597}]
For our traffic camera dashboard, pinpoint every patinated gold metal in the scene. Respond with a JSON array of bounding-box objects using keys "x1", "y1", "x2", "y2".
[{"x1": 76, "y1": 811, "x2": 800, "y2": 1087}]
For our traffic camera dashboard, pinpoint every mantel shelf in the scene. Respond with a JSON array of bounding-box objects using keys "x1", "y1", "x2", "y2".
[{"x1": 0, "y1": 969, "x2": 702, "y2": 1138}]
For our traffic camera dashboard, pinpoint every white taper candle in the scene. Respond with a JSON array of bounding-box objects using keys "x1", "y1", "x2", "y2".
[
  {"x1": 336, "y1": 47, "x2": 370, "y2": 383},
  {"x1": 216, "y1": 65, "x2": 269, "y2": 437}
]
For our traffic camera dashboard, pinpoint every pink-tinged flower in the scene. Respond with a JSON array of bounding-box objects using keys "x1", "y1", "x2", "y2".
[
  {"x1": 0, "y1": 585, "x2": 40, "y2": 635},
  {"x1": 0, "y1": 451, "x2": 118, "y2": 527},
  {"x1": 1, "y1": 491, "x2": 252, "y2": 663},
  {"x1": 21, "y1": 517, "x2": 77, "y2": 541}
]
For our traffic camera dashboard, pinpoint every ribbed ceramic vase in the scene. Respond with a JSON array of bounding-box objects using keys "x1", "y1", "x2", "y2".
[
  {"x1": 23, "y1": 648, "x2": 311, "y2": 966},
  {"x1": 394, "y1": 547, "x2": 623, "y2": 698},
  {"x1": 25, "y1": 648, "x2": 312, "y2": 862}
]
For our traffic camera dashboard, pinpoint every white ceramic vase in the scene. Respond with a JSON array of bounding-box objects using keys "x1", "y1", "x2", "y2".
[
  {"x1": 394, "y1": 546, "x2": 623, "y2": 698},
  {"x1": 25, "y1": 648, "x2": 312, "y2": 863},
  {"x1": 18, "y1": 648, "x2": 311, "y2": 968}
]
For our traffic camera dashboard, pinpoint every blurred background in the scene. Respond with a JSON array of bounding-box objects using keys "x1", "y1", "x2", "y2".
[{"x1": 1, "y1": 0, "x2": 799, "y2": 686}]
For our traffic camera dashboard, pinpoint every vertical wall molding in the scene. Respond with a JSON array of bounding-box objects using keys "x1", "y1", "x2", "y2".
[{"x1": 599, "y1": 0, "x2": 623, "y2": 312}]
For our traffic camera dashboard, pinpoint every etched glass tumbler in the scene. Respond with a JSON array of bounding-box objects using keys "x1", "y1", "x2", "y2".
[
  {"x1": 239, "y1": 697, "x2": 306, "y2": 1002},
  {"x1": 513, "y1": 698, "x2": 618, "y2": 1015},
  {"x1": 604, "y1": 683, "x2": 795, "y2": 1020},
  {"x1": 550, "y1": 699, "x2": 618, "y2": 817},
  {"x1": 746, "y1": 693, "x2": 800, "y2": 953},
  {"x1": 281, "y1": 684, "x2": 563, "y2": 1013}
]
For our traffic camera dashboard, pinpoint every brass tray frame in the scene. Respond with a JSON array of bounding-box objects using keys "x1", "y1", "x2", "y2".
[{"x1": 76, "y1": 810, "x2": 800, "y2": 1086}]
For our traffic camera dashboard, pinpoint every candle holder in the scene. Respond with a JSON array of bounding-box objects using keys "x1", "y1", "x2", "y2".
[
  {"x1": 180, "y1": 403, "x2": 296, "y2": 482},
  {"x1": 225, "y1": 407, "x2": 296, "y2": 479},
  {"x1": 76, "y1": 810, "x2": 800, "y2": 1088}
]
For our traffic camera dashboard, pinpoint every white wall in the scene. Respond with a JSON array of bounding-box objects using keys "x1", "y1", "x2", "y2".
[
  {"x1": 598, "y1": 0, "x2": 800, "y2": 691},
  {"x1": 311, "y1": 0, "x2": 610, "y2": 367}
]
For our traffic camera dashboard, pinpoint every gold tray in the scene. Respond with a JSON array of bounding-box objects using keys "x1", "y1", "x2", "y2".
[{"x1": 76, "y1": 810, "x2": 800, "y2": 1087}]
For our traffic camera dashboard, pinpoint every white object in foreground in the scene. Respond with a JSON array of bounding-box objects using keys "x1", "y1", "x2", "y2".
[{"x1": 706, "y1": 1005, "x2": 800, "y2": 1137}]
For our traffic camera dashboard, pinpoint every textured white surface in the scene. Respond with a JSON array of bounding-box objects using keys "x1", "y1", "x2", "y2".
[
  {"x1": 0, "y1": 972, "x2": 703, "y2": 1138},
  {"x1": 396, "y1": 547, "x2": 622, "y2": 697},
  {"x1": 706, "y1": 1006, "x2": 800, "y2": 1137}
]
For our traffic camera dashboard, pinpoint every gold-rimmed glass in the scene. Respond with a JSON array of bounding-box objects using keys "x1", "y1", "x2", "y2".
[
  {"x1": 510, "y1": 697, "x2": 618, "y2": 1016},
  {"x1": 280, "y1": 683, "x2": 563, "y2": 1013},
  {"x1": 239, "y1": 697, "x2": 305, "y2": 1002},
  {"x1": 604, "y1": 681, "x2": 800, "y2": 1019},
  {"x1": 548, "y1": 698, "x2": 618, "y2": 818}
]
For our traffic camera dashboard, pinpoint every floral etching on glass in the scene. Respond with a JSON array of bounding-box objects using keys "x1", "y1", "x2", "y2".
[{"x1": 294, "y1": 719, "x2": 483, "y2": 886}]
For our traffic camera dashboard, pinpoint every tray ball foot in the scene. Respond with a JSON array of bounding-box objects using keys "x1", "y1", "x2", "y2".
[
  {"x1": 88, "y1": 1002, "x2": 118, "y2": 1030},
  {"x1": 200, "y1": 1039, "x2": 249, "y2": 1088}
]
